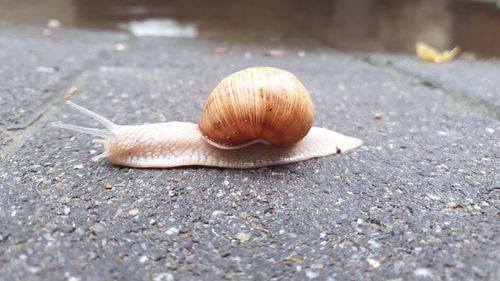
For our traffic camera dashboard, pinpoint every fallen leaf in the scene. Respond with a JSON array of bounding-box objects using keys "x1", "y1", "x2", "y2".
[{"x1": 416, "y1": 41, "x2": 460, "y2": 63}]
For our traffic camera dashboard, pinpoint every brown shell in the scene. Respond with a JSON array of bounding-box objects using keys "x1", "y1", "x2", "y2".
[{"x1": 198, "y1": 66, "x2": 314, "y2": 149}]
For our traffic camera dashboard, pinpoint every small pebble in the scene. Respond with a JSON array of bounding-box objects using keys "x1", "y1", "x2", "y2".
[
  {"x1": 239, "y1": 212, "x2": 249, "y2": 220},
  {"x1": 211, "y1": 210, "x2": 224, "y2": 217},
  {"x1": 42, "y1": 233, "x2": 54, "y2": 241},
  {"x1": 153, "y1": 273, "x2": 174, "y2": 281},
  {"x1": 128, "y1": 209, "x2": 139, "y2": 216},
  {"x1": 447, "y1": 201, "x2": 458, "y2": 209},
  {"x1": 90, "y1": 223, "x2": 105, "y2": 233},
  {"x1": 114, "y1": 208, "x2": 123, "y2": 218},
  {"x1": 311, "y1": 262, "x2": 324, "y2": 270},
  {"x1": 305, "y1": 270, "x2": 320, "y2": 279},
  {"x1": 114, "y1": 43, "x2": 126, "y2": 51},
  {"x1": 367, "y1": 258, "x2": 381, "y2": 268},
  {"x1": 36, "y1": 66, "x2": 57, "y2": 73},
  {"x1": 28, "y1": 267, "x2": 42, "y2": 273},
  {"x1": 485, "y1": 128, "x2": 494, "y2": 133},
  {"x1": 414, "y1": 268, "x2": 433, "y2": 278},
  {"x1": 166, "y1": 227, "x2": 179, "y2": 235},
  {"x1": 236, "y1": 232, "x2": 251, "y2": 242},
  {"x1": 427, "y1": 194, "x2": 440, "y2": 201},
  {"x1": 104, "y1": 182, "x2": 113, "y2": 189},
  {"x1": 73, "y1": 164, "x2": 84, "y2": 170},
  {"x1": 368, "y1": 239, "x2": 381, "y2": 248},
  {"x1": 139, "y1": 256, "x2": 148, "y2": 263},
  {"x1": 373, "y1": 112, "x2": 382, "y2": 120},
  {"x1": 63, "y1": 205, "x2": 71, "y2": 215}
]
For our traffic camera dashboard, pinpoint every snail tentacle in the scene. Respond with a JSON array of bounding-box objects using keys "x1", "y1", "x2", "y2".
[
  {"x1": 51, "y1": 122, "x2": 117, "y2": 139},
  {"x1": 51, "y1": 101, "x2": 119, "y2": 139},
  {"x1": 65, "y1": 101, "x2": 117, "y2": 130}
]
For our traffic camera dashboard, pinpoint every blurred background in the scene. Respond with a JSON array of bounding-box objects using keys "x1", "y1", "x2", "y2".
[{"x1": 1, "y1": 0, "x2": 499, "y2": 58}]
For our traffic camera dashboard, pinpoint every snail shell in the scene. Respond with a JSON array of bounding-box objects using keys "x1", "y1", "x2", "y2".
[
  {"x1": 51, "y1": 67, "x2": 362, "y2": 169},
  {"x1": 199, "y1": 67, "x2": 314, "y2": 149}
]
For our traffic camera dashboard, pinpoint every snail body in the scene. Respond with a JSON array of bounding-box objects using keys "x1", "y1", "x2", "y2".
[{"x1": 53, "y1": 67, "x2": 362, "y2": 169}]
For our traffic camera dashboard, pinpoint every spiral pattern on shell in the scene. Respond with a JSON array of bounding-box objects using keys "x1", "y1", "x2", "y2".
[{"x1": 198, "y1": 66, "x2": 314, "y2": 149}]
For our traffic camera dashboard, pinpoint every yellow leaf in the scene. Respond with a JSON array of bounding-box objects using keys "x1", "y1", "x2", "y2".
[{"x1": 416, "y1": 41, "x2": 460, "y2": 63}]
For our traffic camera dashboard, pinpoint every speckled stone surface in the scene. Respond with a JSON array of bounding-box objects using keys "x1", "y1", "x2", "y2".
[{"x1": 0, "y1": 24, "x2": 499, "y2": 281}]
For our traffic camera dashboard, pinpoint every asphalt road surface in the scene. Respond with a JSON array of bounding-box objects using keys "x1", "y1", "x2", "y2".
[{"x1": 0, "y1": 23, "x2": 499, "y2": 281}]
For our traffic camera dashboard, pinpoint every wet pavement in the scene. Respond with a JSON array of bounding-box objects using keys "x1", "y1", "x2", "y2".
[
  {"x1": 1, "y1": 0, "x2": 500, "y2": 57},
  {"x1": 0, "y1": 2, "x2": 499, "y2": 281}
]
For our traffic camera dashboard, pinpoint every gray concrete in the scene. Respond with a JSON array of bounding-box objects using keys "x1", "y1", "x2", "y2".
[
  {"x1": 365, "y1": 53, "x2": 500, "y2": 120},
  {"x1": 0, "y1": 23, "x2": 499, "y2": 281}
]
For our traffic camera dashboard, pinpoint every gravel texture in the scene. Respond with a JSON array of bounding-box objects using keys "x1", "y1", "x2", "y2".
[{"x1": 0, "y1": 24, "x2": 499, "y2": 281}]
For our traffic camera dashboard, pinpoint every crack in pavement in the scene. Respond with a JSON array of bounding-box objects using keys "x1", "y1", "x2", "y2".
[
  {"x1": 0, "y1": 68, "x2": 98, "y2": 159},
  {"x1": 359, "y1": 55, "x2": 500, "y2": 122}
]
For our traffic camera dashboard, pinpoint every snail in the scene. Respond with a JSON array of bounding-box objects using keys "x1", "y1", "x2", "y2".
[{"x1": 52, "y1": 66, "x2": 362, "y2": 169}]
